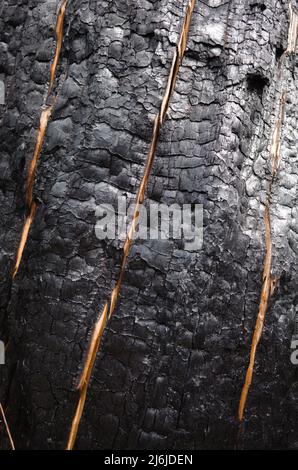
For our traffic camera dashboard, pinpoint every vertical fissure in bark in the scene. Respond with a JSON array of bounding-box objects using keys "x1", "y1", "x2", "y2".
[
  {"x1": 66, "y1": 0, "x2": 197, "y2": 451},
  {"x1": 287, "y1": 2, "x2": 298, "y2": 53},
  {"x1": 238, "y1": 2, "x2": 298, "y2": 422},
  {"x1": 0, "y1": 402, "x2": 15, "y2": 450},
  {"x1": 12, "y1": 0, "x2": 69, "y2": 279}
]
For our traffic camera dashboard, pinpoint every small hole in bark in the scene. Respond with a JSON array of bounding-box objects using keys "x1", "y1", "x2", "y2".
[
  {"x1": 250, "y1": 2, "x2": 266, "y2": 11},
  {"x1": 247, "y1": 73, "x2": 269, "y2": 97},
  {"x1": 275, "y1": 45, "x2": 285, "y2": 60}
]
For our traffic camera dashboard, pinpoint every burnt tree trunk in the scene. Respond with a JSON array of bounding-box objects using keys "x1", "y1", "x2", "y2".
[{"x1": 0, "y1": 0, "x2": 298, "y2": 450}]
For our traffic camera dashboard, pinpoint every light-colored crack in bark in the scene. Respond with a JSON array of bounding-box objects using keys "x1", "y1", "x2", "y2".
[
  {"x1": 49, "y1": 0, "x2": 69, "y2": 96},
  {"x1": 66, "y1": 0, "x2": 197, "y2": 450},
  {"x1": 238, "y1": 2, "x2": 298, "y2": 423},
  {"x1": 0, "y1": 402, "x2": 15, "y2": 450},
  {"x1": 238, "y1": 92, "x2": 286, "y2": 422},
  {"x1": 12, "y1": 0, "x2": 69, "y2": 279},
  {"x1": 287, "y1": 3, "x2": 298, "y2": 54}
]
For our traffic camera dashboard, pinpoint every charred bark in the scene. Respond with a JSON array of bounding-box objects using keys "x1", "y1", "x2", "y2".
[{"x1": 0, "y1": 0, "x2": 298, "y2": 450}]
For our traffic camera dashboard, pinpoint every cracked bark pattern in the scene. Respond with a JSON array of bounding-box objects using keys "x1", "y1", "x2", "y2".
[{"x1": 0, "y1": 0, "x2": 298, "y2": 450}]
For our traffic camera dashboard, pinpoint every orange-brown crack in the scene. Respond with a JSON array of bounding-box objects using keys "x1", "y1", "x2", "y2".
[
  {"x1": 12, "y1": 0, "x2": 69, "y2": 279},
  {"x1": 0, "y1": 402, "x2": 15, "y2": 450},
  {"x1": 25, "y1": 106, "x2": 53, "y2": 209},
  {"x1": 12, "y1": 202, "x2": 37, "y2": 279},
  {"x1": 48, "y1": 0, "x2": 69, "y2": 96},
  {"x1": 238, "y1": 92, "x2": 287, "y2": 422},
  {"x1": 238, "y1": 205, "x2": 272, "y2": 421},
  {"x1": 271, "y1": 92, "x2": 287, "y2": 179},
  {"x1": 238, "y1": 0, "x2": 298, "y2": 422},
  {"x1": 66, "y1": 0, "x2": 197, "y2": 451}
]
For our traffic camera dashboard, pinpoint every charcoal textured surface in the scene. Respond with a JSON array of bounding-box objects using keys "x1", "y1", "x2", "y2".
[{"x1": 0, "y1": 0, "x2": 298, "y2": 450}]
